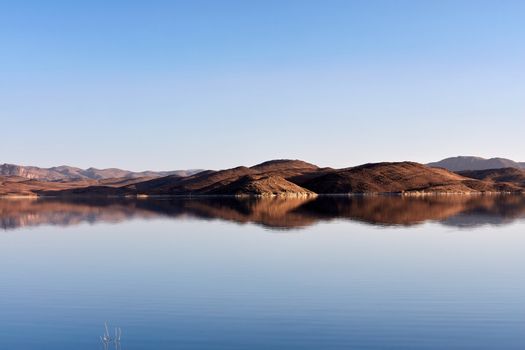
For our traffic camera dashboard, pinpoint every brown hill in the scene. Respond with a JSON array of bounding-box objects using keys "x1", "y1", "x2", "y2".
[
  {"x1": 125, "y1": 167, "x2": 255, "y2": 195},
  {"x1": 299, "y1": 162, "x2": 520, "y2": 194},
  {"x1": 459, "y1": 168, "x2": 525, "y2": 185},
  {"x1": 206, "y1": 175, "x2": 315, "y2": 197},
  {"x1": 250, "y1": 159, "x2": 319, "y2": 172},
  {"x1": 0, "y1": 176, "x2": 97, "y2": 197},
  {"x1": 0, "y1": 176, "x2": 154, "y2": 197},
  {"x1": 117, "y1": 159, "x2": 320, "y2": 196}
]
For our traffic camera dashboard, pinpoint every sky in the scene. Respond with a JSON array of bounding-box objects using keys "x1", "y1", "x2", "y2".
[{"x1": 1, "y1": 0, "x2": 524, "y2": 171}]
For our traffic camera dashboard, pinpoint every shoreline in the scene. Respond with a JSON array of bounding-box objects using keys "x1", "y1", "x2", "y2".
[{"x1": 1, "y1": 191, "x2": 523, "y2": 200}]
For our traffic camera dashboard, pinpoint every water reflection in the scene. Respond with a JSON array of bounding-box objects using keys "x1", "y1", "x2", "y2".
[{"x1": 1, "y1": 195, "x2": 525, "y2": 231}]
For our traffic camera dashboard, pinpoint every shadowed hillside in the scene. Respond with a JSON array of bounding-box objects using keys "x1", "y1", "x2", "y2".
[
  {"x1": 298, "y1": 162, "x2": 520, "y2": 194},
  {"x1": 458, "y1": 168, "x2": 525, "y2": 186}
]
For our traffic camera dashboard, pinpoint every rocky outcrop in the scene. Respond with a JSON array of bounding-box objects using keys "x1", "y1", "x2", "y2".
[{"x1": 206, "y1": 175, "x2": 316, "y2": 197}]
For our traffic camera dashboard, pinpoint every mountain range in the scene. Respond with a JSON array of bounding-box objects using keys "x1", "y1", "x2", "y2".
[
  {"x1": 0, "y1": 163, "x2": 203, "y2": 181},
  {"x1": 1, "y1": 157, "x2": 525, "y2": 197}
]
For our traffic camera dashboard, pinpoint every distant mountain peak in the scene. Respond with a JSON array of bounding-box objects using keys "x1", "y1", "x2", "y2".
[{"x1": 428, "y1": 156, "x2": 525, "y2": 171}]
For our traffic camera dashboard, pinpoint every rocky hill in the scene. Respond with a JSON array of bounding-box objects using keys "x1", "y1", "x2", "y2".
[
  {"x1": 118, "y1": 159, "x2": 320, "y2": 196},
  {"x1": 206, "y1": 175, "x2": 315, "y2": 197},
  {"x1": 297, "y1": 162, "x2": 519, "y2": 194},
  {"x1": 301, "y1": 162, "x2": 453, "y2": 193}
]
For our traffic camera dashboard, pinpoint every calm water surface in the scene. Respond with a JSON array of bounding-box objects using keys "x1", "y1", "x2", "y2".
[{"x1": 0, "y1": 195, "x2": 524, "y2": 349}]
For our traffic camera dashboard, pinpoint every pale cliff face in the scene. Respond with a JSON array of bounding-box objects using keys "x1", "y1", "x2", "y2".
[{"x1": 0, "y1": 164, "x2": 41, "y2": 179}]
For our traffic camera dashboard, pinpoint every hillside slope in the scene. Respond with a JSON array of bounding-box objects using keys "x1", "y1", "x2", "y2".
[
  {"x1": 459, "y1": 168, "x2": 525, "y2": 186},
  {"x1": 0, "y1": 176, "x2": 155, "y2": 197},
  {"x1": 206, "y1": 175, "x2": 315, "y2": 197},
  {"x1": 121, "y1": 160, "x2": 320, "y2": 196},
  {"x1": 299, "y1": 162, "x2": 519, "y2": 194}
]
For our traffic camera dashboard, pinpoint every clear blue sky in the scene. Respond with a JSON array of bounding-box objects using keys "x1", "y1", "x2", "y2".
[{"x1": 1, "y1": 0, "x2": 524, "y2": 171}]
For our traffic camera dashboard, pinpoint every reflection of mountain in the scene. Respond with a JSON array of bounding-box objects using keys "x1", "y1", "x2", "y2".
[
  {"x1": 0, "y1": 199, "x2": 158, "y2": 230},
  {"x1": 293, "y1": 195, "x2": 525, "y2": 227},
  {"x1": 1, "y1": 195, "x2": 525, "y2": 231}
]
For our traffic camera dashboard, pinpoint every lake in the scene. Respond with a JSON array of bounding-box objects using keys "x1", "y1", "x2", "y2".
[{"x1": 1, "y1": 195, "x2": 524, "y2": 349}]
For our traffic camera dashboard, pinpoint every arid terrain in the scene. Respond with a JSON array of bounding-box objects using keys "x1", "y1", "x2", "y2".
[{"x1": 1, "y1": 159, "x2": 525, "y2": 197}]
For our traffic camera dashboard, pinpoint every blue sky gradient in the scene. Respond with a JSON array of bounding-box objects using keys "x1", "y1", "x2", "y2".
[{"x1": 1, "y1": 0, "x2": 524, "y2": 170}]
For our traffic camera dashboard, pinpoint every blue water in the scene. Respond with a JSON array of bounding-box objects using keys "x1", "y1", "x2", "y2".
[{"x1": 0, "y1": 197, "x2": 524, "y2": 349}]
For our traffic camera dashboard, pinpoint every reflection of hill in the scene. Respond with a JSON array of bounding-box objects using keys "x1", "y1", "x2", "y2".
[
  {"x1": 440, "y1": 195, "x2": 525, "y2": 228},
  {"x1": 179, "y1": 197, "x2": 317, "y2": 229},
  {"x1": 294, "y1": 195, "x2": 525, "y2": 226},
  {"x1": 1, "y1": 195, "x2": 525, "y2": 231}
]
